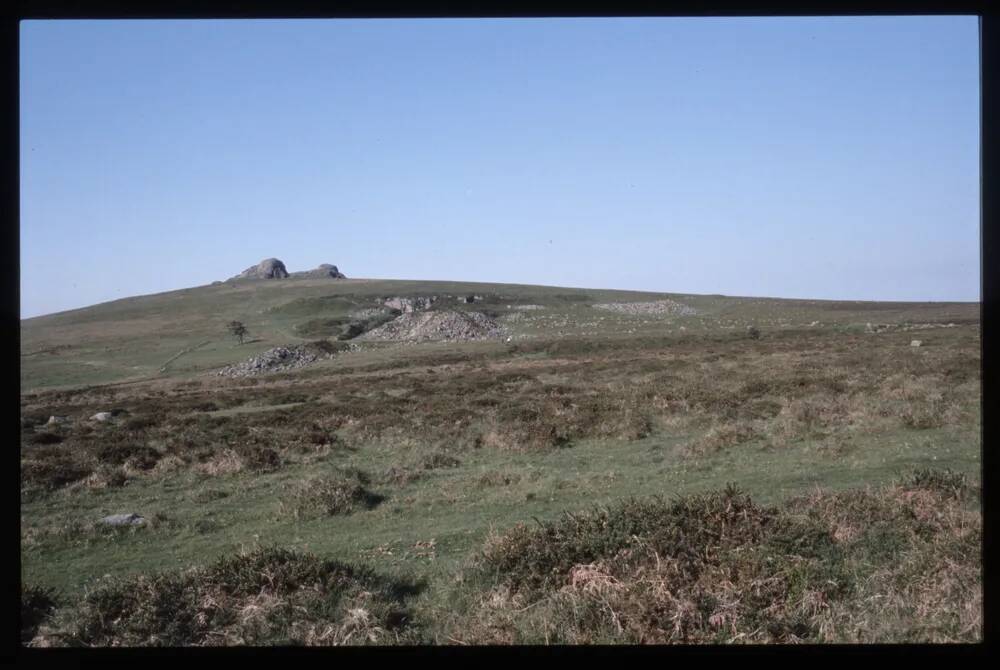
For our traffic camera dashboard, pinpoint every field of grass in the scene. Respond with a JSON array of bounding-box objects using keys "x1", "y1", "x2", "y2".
[{"x1": 19, "y1": 278, "x2": 981, "y2": 645}]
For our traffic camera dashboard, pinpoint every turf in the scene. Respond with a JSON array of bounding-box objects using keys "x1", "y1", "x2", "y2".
[{"x1": 19, "y1": 276, "x2": 981, "y2": 645}]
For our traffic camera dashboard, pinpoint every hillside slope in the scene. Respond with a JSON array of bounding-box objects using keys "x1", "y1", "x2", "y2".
[{"x1": 20, "y1": 276, "x2": 979, "y2": 390}]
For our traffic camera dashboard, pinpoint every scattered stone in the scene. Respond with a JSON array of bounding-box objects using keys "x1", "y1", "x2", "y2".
[
  {"x1": 592, "y1": 299, "x2": 697, "y2": 316},
  {"x1": 46, "y1": 416, "x2": 68, "y2": 426},
  {"x1": 868, "y1": 322, "x2": 956, "y2": 334},
  {"x1": 217, "y1": 342, "x2": 350, "y2": 378},
  {"x1": 360, "y1": 310, "x2": 506, "y2": 342},
  {"x1": 100, "y1": 513, "x2": 145, "y2": 526}
]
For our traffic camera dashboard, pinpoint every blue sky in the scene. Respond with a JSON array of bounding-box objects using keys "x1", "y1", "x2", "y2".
[{"x1": 20, "y1": 17, "x2": 980, "y2": 318}]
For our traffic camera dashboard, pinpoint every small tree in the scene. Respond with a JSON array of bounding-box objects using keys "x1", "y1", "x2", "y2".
[{"x1": 228, "y1": 321, "x2": 249, "y2": 345}]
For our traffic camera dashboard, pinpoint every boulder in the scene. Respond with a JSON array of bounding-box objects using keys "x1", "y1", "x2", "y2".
[
  {"x1": 911, "y1": 340, "x2": 922, "y2": 347},
  {"x1": 232, "y1": 258, "x2": 289, "y2": 280},
  {"x1": 291, "y1": 264, "x2": 347, "y2": 279},
  {"x1": 315, "y1": 264, "x2": 346, "y2": 278},
  {"x1": 90, "y1": 412, "x2": 113, "y2": 422}
]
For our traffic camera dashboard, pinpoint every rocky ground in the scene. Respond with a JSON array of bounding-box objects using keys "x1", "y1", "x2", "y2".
[
  {"x1": 865, "y1": 322, "x2": 959, "y2": 333},
  {"x1": 591, "y1": 299, "x2": 697, "y2": 316},
  {"x1": 350, "y1": 307, "x2": 395, "y2": 320},
  {"x1": 359, "y1": 310, "x2": 506, "y2": 342},
  {"x1": 217, "y1": 343, "x2": 352, "y2": 378},
  {"x1": 382, "y1": 296, "x2": 437, "y2": 313}
]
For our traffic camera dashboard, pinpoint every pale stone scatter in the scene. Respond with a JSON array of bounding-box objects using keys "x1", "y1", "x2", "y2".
[{"x1": 100, "y1": 513, "x2": 146, "y2": 526}]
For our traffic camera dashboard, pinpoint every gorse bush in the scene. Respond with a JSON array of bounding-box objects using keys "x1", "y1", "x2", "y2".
[
  {"x1": 25, "y1": 431, "x2": 64, "y2": 446},
  {"x1": 282, "y1": 469, "x2": 383, "y2": 519},
  {"x1": 904, "y1": 467, "x2": 977, "y2": 501},
  {"x1": 58, "y1": 546, "x2": 424, "y2": 646},
  {"x1": 21, "y1": 584, "x2": 58, "y2": 644},
  {"x1": 474, "y1": 486, "x2": 771, "y2": 596},
  {"x1": 451, "y1": 472, "x2": 981, "y2": 644}
]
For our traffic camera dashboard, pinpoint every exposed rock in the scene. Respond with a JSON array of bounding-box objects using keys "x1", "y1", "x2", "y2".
[
  {"x1": 316, "y1": 264, "x2": 346, "y2": 278},
  {"x1": 868, "y1": 323, "x2": 956, "y2": 335},
  {"x1": 383, "y1": 296, "x2": 437, "y2": 313},
  {"x1": 592, "y1": 299, "x2": 697, "y2": 316},
  {"x1": 231, "y1": 258, "x2": 289, "y2": 280},
  {"x1": 100, "y1": 513, "x2": 145, "y2": 526},
  {"x1": 90, "y1": 412, "x2": 113, "y2": 422},
  {"x1": 291, "y1": 264, "x2": 348, "y2": 279},
  {"x1": 359, "y1": 310, "x2": 505, "y2": 342},
  {"x1": 350, "y1": 307, "x2": 394, "y2": 320},
  {"x1": 217, "y1": 341, "x2": 354, "y2": 378}
]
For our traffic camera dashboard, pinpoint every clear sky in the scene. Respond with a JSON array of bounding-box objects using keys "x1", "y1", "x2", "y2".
[{"x1": 20, "y1": 16, "x2": 980, "y2": 318}]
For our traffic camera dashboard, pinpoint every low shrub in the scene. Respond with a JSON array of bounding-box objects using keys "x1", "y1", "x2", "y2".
[
  {"x1": 57, "y1": 546, "x2": 423, "y2": 646},
  {"x1": 25, "y1": 431, "x2": 64, "y2": 446},
  {"x1": 21, "y1": 584, "x2": 59, "y2": 644},
  {"x1": 450, "y1": 472, "x2": 980, "y2": 644},
  {"x1": 282, "y1": 470, "x2": 383, "y2": 519},
  {"x1": 421, "y1": 451, "x2": 462, "y2": 470}
]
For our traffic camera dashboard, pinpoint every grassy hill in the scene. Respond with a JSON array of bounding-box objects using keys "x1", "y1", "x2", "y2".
[
  {"x1": 20, "y1": 276, "x2": 978, "y2": 391},
  {"x1": 19, "y1": 277, "x2": 981, "y2": 645}
]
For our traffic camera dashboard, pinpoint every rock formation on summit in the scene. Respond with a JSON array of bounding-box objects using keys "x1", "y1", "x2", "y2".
[
  {"x1": 291, "y1": 264, "x2": 348, "y2": 279},
  {"x1": 231, "y1": 258, "x2": 290, "y2": 280}
]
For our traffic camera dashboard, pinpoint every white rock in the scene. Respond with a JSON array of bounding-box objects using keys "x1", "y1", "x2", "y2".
[
  {"x1": 90, "y1": 412, "x2": 113, "y2": 422},
  {"x1": 100, "y1": 513, "x2": 146, "y2": 526},
  {"x1": 910, "y1": 340, "x2": 922, "y2": 347}
]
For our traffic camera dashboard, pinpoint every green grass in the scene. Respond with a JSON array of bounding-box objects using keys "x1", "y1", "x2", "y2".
[
  {"x1": 21, "y1": 418, "x2": 979, "y2": 600},
  {"x1": 21, "y1": 276, "x2": 978, "y2": 390},
  {"x1": 20, "y1": 275, "x2": 981, "y2": 645}
]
